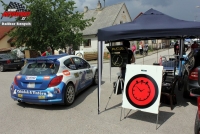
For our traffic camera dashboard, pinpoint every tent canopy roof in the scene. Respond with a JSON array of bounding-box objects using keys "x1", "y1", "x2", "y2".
[{"x1": 98, "y1": 8, "x2": 200, "y2": 42}]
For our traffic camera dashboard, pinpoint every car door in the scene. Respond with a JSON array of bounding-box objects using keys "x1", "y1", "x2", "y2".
[
  {"x1": 63, "y1": 58, "x2": 81, "y2": 91},
  {"x1": 72, "y1": 57, "x2": 93, "y2": 90}
]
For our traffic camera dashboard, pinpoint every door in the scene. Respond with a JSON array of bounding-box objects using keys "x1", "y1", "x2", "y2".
[{"x1": 72, "y1": 57, "x2": 93, "y2": 90}]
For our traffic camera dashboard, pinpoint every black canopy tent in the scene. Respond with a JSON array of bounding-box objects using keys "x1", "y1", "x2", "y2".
[
  {"x1": 98, "y1": 9, "x2": 200, "y2": 42},
  {"x1": 96, "y1": 8, "x2": 200, "y2": 114}
]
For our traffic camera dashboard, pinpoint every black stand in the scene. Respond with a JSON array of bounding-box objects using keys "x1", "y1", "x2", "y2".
[
  {"x1": 105, "y1": 74, "x2": 124, "y2": 111},
  {"x1": 156, "y1": 106, "x2": 160, "y2": 130},
  {"x1": 120, "y1": 107, "x2": 160, "y2": 129}
]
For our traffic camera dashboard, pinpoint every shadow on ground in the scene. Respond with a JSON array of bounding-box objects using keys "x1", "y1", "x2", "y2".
[
  {"x1": 17, "y1": 81, "x2": 106, "y2": 110},
  {"x1": 124, "y1": 110, "x2": 174, "y2": 129}
]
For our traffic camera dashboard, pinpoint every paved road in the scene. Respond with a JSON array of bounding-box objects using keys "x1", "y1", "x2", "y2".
[{"x1": 0, "y1": 49, "x2": 196, "y2": 134}]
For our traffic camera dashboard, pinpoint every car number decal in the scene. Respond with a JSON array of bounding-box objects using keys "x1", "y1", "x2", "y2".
[
  {"x1": 18, "y1": 94, "x2": 23, "y2": 98},
  {"x1": 38, "y1": 96, "x2": 46, "y2": 99},
  {"x1": 27, "y1": 83, "x2": 35, "y2": 88}
]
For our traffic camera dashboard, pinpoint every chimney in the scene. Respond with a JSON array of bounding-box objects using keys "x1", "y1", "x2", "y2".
[
  {"x1": 84, "y1": 6, "x2": 88, "y2": 13},
  {"x1": 96, "y1": 1, "x2": 102, "y2": 10}
]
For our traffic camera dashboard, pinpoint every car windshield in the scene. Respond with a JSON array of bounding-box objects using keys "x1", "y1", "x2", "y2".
[
  {"x1": 0, "y1": 54, "x2": 12, "y2": 59},
  {"x1": 19, "y1": 62, "x2": 59, "y2": 75}
]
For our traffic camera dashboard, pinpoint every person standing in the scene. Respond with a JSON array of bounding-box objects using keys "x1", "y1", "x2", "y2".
[
  {"x1": 41, "y1": 46, "x2": 52, "y2": 56},
  {"x1": 121, "y1": 40, "x2": 135, "y2": 79},
  {"x1": 191, "y1": 41, "x2": 199, "y2": 51},
  {"x1": 131, "y1": 44, "x2": 136, "y2": 55},
  {"x1": 67, "y1": 45, "x2": 74, "y2": 55},
  {"x1": 139, "y1": 44, "x2": 142, "y2": 55},
  {"x1": 174, "y1": 41, "x2": 179, "y2": 55},
  {"x1": 144, "y1": 43, "x2": 149, "y2": 55}
]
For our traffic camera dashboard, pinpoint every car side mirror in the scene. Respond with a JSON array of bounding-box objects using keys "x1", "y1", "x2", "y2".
[{"x1": 190, "y1": 88, "x2": 200, "y2": 97}]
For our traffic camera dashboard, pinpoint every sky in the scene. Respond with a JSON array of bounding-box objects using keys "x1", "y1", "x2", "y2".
[{"x1": 1, "y1": 0, "x2": 200, "y2": 21}]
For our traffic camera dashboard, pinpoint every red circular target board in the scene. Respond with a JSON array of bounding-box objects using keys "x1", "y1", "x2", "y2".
[{"x1": 126, "y1": 74, "x2": 158, "y2": 108}]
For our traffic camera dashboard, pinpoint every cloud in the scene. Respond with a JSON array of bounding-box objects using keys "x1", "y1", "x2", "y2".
[
  {"x1": 1, "y1": 0, "x2": 200, "y2": 22},
  {"x1": 74, "y1": 0, "x2": 100, "y2": 12},
  {"x1": 140, "y1": 0, "x2": 173, "y2": 7}
]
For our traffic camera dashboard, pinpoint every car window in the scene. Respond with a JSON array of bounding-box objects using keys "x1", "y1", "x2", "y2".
[
  {"x1": 19, "y1": 62, "x2": 59, "y2": 75},
  {"x1": 0, "y1": 54, "x2": 10, "y2": 59},
  {"x1": 0, "y1": 53, "x2": 16, "y2": 59},
  {"x1": 72, "y1": 57, "x2": 90, "y2": 69},
  {"x1": 63, "y1": 58, "x2": 77, "y2": 70}
]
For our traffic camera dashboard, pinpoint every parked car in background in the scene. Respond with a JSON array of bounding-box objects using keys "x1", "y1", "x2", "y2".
[
  {"x1": 184, "y1": 41, "x2": 191, "y2": 48},
  {"x1": 182, "y1": 48, "x2": 200, "y2": 98},
  {"x1": 0, "y1": 53, "x2": 24, "y2": 72},
  {"x1": 10, "y1": 54, "x2": 98, "y2": 106},
  {"x1": 189, "y1": 88, "x2": 200, "y2": 134}
]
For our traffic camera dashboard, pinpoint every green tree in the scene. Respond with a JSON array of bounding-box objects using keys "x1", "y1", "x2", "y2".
[{"x1": 1, "y1": 0, "x2": 94, "y2": 52}]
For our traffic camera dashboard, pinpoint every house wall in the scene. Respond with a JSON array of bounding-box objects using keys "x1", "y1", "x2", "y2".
[
  {"x1": 0, "y1": 35, "x2": 11, "y2": 49},
  {"x1": 81, "y1": 5, "x2": 132, "y2": 53},
  {"x1": 79, "y1": 35, "x2": 110, "y2": 52},
  {"x1": 113, "y1": 4, "x2": 132, "y2": 25}
]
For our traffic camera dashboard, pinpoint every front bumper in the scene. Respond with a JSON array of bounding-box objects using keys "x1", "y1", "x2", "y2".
[{"x1": 11, "y1": 96, "x2": 63, "y2": 104}]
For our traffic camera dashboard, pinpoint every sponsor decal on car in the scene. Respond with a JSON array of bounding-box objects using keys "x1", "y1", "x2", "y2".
[
  {"x1": 63, "y1": 70, "x2": 70, "y2": 76},
  {"x1": 25, "y1": 76, "x2": 37, "y2": 80},
  {"x1": 74, "y1": 73, "x2": 79, "y2": 78},
  {"x1": 13, "y1": 89, "x2": 47, "y2": 95}
]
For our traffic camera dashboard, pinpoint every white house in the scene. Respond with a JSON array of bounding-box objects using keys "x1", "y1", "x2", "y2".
[{"x1": 79, "y1": 2, "x2": 132, "y2": 53}]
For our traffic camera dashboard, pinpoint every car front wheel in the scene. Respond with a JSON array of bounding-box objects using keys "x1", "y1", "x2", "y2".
[
  {"x1": 93, "y1": 70, "x2": 98, "y2": 85},
  {"x1": 16, "y1": 67, "x2": 21, "y2": 70},
  {"x1": 64, "y1": 83, "x2": 75, "y2": 106},
  {"x1": 0, "y1": 64, "x2": 5, "y2": 72}
]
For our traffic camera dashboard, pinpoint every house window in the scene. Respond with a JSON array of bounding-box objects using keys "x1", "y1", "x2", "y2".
[
  {"x1": 152, "y1": 40, "x2": 156, "y2": 44},
  {"x1": 83, "y1": 39, "x2": 91, "y2": 47},
  {"x1": 144, "y1": 40, "x2": 148, "y2": 44}
]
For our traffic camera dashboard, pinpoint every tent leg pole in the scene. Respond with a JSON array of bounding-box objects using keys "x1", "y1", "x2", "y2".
[{"x1": 97, "y1": 41, "x2": 103, "y2": 114}]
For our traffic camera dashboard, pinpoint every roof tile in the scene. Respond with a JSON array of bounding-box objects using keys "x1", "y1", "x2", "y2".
[{"x1": 82, "y1": 3, "x2": 124, "y2": 35}]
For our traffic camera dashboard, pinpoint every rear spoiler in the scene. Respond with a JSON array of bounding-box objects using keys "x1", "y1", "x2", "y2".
[
  {"x1": 25, "y1": 54, "x2": 68, "y2": 63},
  {"x1": 26, "y1": 58, "x2": 58, "y2": 63}
]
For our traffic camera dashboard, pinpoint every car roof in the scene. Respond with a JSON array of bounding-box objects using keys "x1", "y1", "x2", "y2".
[
  {"x1": 26, "y1": 54, "x2": 87, "y2": 63},
  {"x1": 0, "y1": 53, "x2": 9, "y2": 55},
  {"x1": 43, "y1": 53, "x2": 69, "y2": 59},
  {"x1": 26, "y1": 54, "x2": 69, "y2": 63}
]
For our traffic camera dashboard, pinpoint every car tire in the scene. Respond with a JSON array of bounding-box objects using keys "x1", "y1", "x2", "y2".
[
  {"x1": 0, "y1": 64, "x2": 5, "y2": 72},
  {"x1": 183, "y1": 74, "x2": 190, "y2": 98},
  {"x1": 178, "y1": 77, "x2": 184, "y2": 91},
  {"x1": 194, "y1": 111, "x2": 200, "y2": 134},
  {"x1": 93, "y1": 70, "x2": 98, "y2": 85},
  {"x1": 64, "y1": 83, "x2": 75, "y2": 106},
  {"x1": 16, "y1": 67, "x2": 21, "y2": 70}
]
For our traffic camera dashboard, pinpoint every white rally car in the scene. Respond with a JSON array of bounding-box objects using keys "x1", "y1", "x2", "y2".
[{"x1": 10, "y1": 54, "x2": 98, "y2": 105}]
